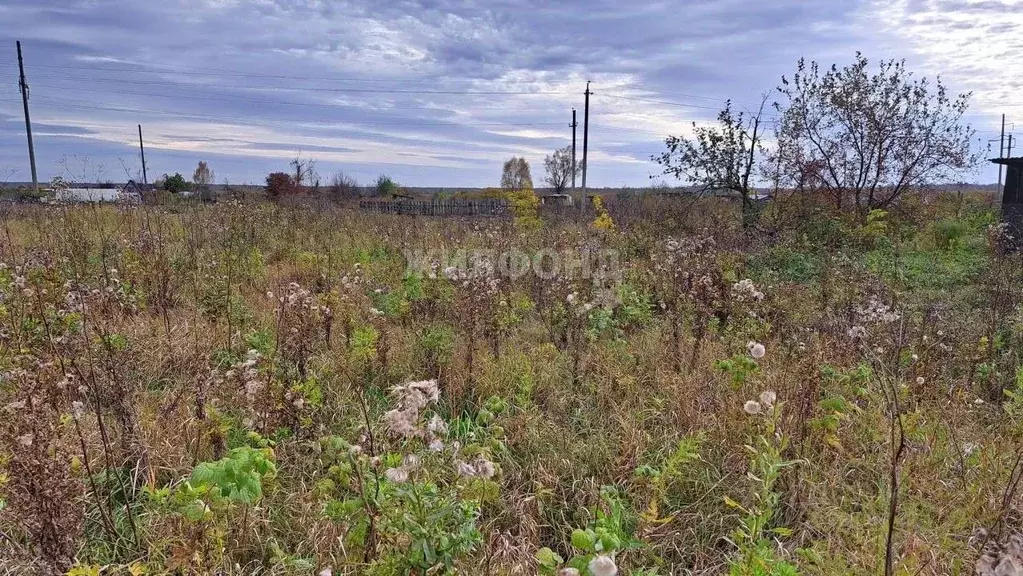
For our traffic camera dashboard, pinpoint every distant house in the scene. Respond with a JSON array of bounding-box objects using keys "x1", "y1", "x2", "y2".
[
  {"x1": 539, "y1": 193, "x2": 573, "y2": 207},
  {"x1": 709, "y1": 188, "x2": 772, "y2": 202},
  {"x1": 991, "y1": 157, "x2": 1023, "y2": 242},
  {"x1": 56, "y1": 187, "x2": 120, "y2": 203},
  {"x1": 119, "y1": 179, "x2": 153, "y2": 204}
]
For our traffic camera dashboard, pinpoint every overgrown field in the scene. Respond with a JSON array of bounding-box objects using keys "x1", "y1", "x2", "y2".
[{"x1": 1, "y1": 193, "x2": 1022, "y2": 575}]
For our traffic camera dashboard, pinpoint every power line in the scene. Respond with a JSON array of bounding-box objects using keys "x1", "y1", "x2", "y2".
[
  {"x1": 5, "y1": 72, "x2": 572, "y2": 96},
  {"x1": 19, "y1": 81, "x2": 577, "y2": 115},
  {"x1": 597, "y1": 93, "x2": 727, "y2": 112},
  {"x1": 27, "y1": 60, "x2": 521, "y2": 84},
  {"x1": 27, "y1": 95, "x2": 570, "y2": 132}
]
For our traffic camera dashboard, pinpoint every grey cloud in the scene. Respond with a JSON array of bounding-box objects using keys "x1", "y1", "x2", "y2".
[{"x1": 0, "y1": 0, "x2": 1006, "y2": 185}]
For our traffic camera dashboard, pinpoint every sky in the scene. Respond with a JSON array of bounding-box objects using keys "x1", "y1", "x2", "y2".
[{"x1": 0, "y1": 0, "x2": 1021, "y2": 188}]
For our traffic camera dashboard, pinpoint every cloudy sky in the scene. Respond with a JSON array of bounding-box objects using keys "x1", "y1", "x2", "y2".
[{"x1": 0, "y1": 0, "x2": 1020, "y2": 187}]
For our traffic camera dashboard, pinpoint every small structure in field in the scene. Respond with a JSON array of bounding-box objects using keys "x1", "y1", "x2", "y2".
[
  {"x1": 360, "y1": 197, "x2": 508, "y2": 217},
  {"x1": 539, "y1": 193, "x2": 573, "y2": 207},
  {"x1": 709, "y1": 188, "x2": 773, "y2": 202},
  {"x1": 991, "y1": 157, "x2": 1023, "y2": 242},
  {"x1": 119, "y1": 180, "x2": 151, "y2": 204}
]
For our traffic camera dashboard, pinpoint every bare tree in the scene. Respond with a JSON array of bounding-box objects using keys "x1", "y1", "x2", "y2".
[
  {"x1": 501, "y1": 157, "x2": 533, "y2": 190},
  {"x1": 543, "y1": 146, "x2": 578, "y2": 195},
  {"x1": 654, "y1": 98, "x2": 768, "y2": 229},
  {"x1": 1, "y1": 166, "x2": 15, "y2": 188},
  {"x1": 290, "y1": 154, "x2": 318, "y2": 188},
  {"x1": 117, "y1": 158, "x2": 143, "y2": 184},
  {"x1": 329, "y1": 171, "x2": 359, "y2": 201},
  {"x1": 775, "y1": 52, "x2": 978, "y2": 216},
  {"x1": 57, "y1": 154, "x2": 105, "y2": 185},
  {"x1": 193, "y1": 161, "x2": 214, "y2": 202}
]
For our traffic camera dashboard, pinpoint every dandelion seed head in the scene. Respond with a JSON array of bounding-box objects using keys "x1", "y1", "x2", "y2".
[
  {"x1": 384, "y1": 467, "x2": 408, "y2": 483},
  {"x1": 588, "y1": 555, "x2": 618, "y2": 576},
  {"x1": 474, "y1": 458, "x2": 496, "y2": 479},
  {"x1": 747, "y1": 341, "x2": 766, "y2": 359},
  {"x1": 427, "y1": 414, "x2": 447, "y2": 435},
  {"x1": 383, "y1": 408, "x2": 418, "y2": 438},
  {"x1": 457, "y1": 461, "x2": 476, "y2": 477}
]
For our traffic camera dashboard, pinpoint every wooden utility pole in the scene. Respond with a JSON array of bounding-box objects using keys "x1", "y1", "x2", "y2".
[
  {"x1": 138, "y1": 124, "x2": 148, "y2": 185},
  {"x1": 581, "y1": 81, "x2": 591, "y2": 193},
  {"x1": 570, "y1": 108, "x2": 577, "y2": 189},
  {"x1": 16, "y1": 41, "x2": 38, "y2": 194},
  {"x1": 999, "y1": 114, "x2": 1006, "y2": 188}
]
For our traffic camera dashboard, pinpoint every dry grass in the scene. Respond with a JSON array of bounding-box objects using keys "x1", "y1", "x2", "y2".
[{"x1": 0, "y1": 193, "x2": 1020, "y2": 575}]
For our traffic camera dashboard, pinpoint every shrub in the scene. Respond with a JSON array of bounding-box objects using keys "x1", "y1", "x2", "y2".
[
  {"x1": 265, "y1": 171, "x2": 297, "y2": 200},
  {"x1": 329, "y1": 171, "x2": 359, "y2": 201},
  {"x1": 376, "y1": 175, "x2": 397, "y2": 197},
  {"x1": 160, "y1": 173, "x2": 188, "y2": 194}
]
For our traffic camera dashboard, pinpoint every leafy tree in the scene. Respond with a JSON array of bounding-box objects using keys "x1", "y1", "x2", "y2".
[
  {"x1": 192, "y1": 161, "x2": 214, "y2": 201},
  {"x1": 501, "y1": 157, "x2": 533, "y2": 190},
  {"x1": 160, "y1": 173, "x2": 188, "y2": 194},
  {"x1": 774, "y1": 52, "x2": 978, "y2": 215},
  {"x1": 265, "y1": 171, "x2": 297, "y2": 200},
  {"x1": 543, "y1": 146, "x2": 578, "y2": 194},
  {"x1": 376, "y1": 174, "x2": 398, "y2": 197},
  {"x1": 654, "y1": 99, "x2": 767, "y2": 229}
]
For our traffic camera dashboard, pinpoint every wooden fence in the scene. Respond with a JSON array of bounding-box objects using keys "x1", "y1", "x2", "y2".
[{"x1": 359, "y1": 198, "x2": 509, "y2": 217}]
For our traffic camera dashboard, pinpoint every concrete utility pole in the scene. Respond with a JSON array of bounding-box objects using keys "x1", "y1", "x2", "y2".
[
  {"x1": 581, "y1": 81, "x2": 591, "y2": 193},
  {"x1": 16, "y1": 41, "x2": 38, "y2": 194},
  {"x1": 138, "y1": 124, "x2": 148, "y2": 185},
  {"x1": 570, "y1": 108, "x2": 577, "y2": 189},
  {"x1": 1009, "y1": 134, "x2": 1015, "y2": 159},
  {"x1": 999, "y1": 114, "x2": 1007, "y2": 188}
]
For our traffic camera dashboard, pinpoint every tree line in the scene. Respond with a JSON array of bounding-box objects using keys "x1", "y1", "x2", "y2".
[
  {"x1": 653, "y1": 52, "x2": 980, "y2": 228},
  {"x1": 154, "y1": 52, "x2": 978, "y2": 218}
]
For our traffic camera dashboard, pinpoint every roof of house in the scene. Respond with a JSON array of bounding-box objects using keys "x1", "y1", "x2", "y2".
[
  {"x1": 990, "y1": 157, "x2": 1023, "y2": 167},
  {"x1": 121, "y1": 179, "x2": 156, "y2": 194}
]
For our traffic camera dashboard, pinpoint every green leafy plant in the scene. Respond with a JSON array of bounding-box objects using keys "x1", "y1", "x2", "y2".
[
  {"x1": 187, "y1": 446, "x2": 277, "y2": 509},
  {"x1": 725, "y1": 392, "x2": 799, "y2": 575},
  {"x1": 634, "y1": 432, "x2": 704, "y2": 524},
  {"x1": 537, "y1": 487, "x2": 646, "y2": 575},
  {"x1": 716, "y1": 354, "x2": 760, "y2": 386}
]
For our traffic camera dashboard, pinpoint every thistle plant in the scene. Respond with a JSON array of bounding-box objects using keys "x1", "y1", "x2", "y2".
[
  {"x1": 443, "y1": 255, "x2": 504, "y2": 386},
  {"x1": 313, "y1": 379, "x2": 502, "y2": 573},
  {"x1": 0, "y1": 353, "x2": 84, "y2": 575},
  {"x1": 536, "y1": 487, "x2": 644, "y2": 576},
  {"x1": 650, "y1": 234, "x2": 726, "y2": 370},
  {"x1": 726, "y1": 391, "x2": 799, "y2": 575}
]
